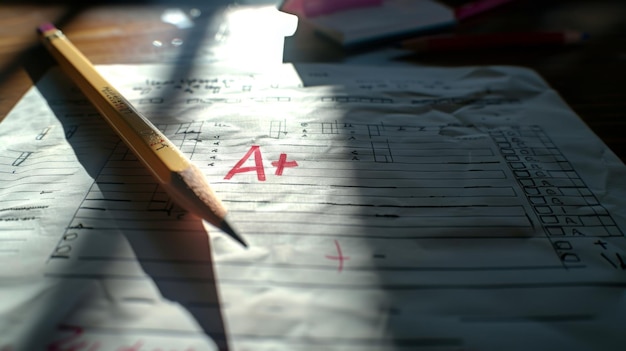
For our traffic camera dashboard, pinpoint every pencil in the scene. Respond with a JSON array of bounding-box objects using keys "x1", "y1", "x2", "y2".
[
  {"x1": 400, "y1": 31, "x2": 588, "y2": 53},
  {"x1": 37, "y1": 23, "x2": 247, "y2": 247}
]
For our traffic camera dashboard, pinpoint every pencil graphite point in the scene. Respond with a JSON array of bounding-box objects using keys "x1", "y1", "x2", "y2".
[
  {"x1": 220, "y1": 219, "x2": 248, "y2": 248},
  {"x1": 175, "y1": 165, "x2": 247, "y2": 247}
]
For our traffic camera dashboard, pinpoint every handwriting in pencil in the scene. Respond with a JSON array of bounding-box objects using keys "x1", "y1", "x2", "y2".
[
  {"x1": 36, "y1": 126, "x2": 52, "y2": 140},
  {"x1": 11, "y1": 151, "x2": 32, "y2": 167}
]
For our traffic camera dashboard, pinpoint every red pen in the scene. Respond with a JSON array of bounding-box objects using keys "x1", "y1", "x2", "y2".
[{"x1": 400, "y1": 31, "x2": 589, "y2": 53}]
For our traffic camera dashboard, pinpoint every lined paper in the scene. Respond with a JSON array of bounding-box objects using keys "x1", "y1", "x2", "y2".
[{"x1": 1, "y1": 63, "x2": 626, "y2": 350}]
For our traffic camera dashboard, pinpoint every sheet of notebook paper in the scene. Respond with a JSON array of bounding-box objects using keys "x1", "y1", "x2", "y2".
[{"x1": 1, "y1": 63, "x2": 626, "y2": 351}]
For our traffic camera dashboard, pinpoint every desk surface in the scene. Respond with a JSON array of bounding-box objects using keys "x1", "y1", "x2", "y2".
[{"x1": 1, "y1": 0, "x2": 625, "y2": 161}]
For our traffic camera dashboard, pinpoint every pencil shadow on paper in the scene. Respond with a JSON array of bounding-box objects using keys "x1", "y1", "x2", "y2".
[{"x1": 31, "y1": 67, "x2": 231, "y2": 351}]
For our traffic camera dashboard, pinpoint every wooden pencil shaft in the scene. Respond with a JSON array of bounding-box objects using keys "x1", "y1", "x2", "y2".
[{"x1": 40, "y1": 28, "x2": 187, "y2": 183}]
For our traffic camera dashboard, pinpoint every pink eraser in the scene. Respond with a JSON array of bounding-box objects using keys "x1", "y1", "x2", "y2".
[{"x1": 37, "y1": 22, "x2": 57, "y2": 34}]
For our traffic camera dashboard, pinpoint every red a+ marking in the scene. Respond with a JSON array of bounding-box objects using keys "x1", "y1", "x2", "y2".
[
  {"x1": 224, "y1": 145, "x2": 266, "y2": 181},
  {"x1": 325, "y1": 240, "x2": 350, "y2": 273},
  {"x1": 225, "y1": 146, "x2": 298, "y2": 180},
  {"x1": 271, "y1": 153, "x2": 298, "y2": 175}
]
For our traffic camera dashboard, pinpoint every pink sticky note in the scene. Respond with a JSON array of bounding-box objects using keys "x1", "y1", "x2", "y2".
[
  {"x1": 455, "y1": 0, "x2": 514, "y2": 21},
  {"x1": 281, "y1": 0, "x2": 383, "y2": 18}
]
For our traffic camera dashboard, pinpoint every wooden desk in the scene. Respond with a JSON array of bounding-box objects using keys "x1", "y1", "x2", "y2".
[{"x1": 1, "y1": 0, "x2": 625, "y2": 162}]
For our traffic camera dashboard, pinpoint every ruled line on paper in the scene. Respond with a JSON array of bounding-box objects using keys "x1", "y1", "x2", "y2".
[
  {"x1": 44, "y1": 323, "x2": 466, "y2": 348},
  {"x1": 72, "y1": 255, "x2": 580, "y2": 273},
  {"x1": 45, "y1": 272, "x2": 621, "y2": 290}
]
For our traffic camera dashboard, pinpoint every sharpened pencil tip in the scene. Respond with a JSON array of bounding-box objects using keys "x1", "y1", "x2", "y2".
[{"x1": 220, "y1": 220, "x2": 248, "y2": 248}]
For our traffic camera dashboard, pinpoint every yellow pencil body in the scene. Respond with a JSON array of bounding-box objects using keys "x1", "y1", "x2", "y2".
[{"x1": 38, "y1": 23, "x2": 246, "y2": 247}]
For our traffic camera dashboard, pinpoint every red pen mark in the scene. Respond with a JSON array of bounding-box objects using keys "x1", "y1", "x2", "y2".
[
  {"x1": 47, "y1": 325, "x2": 84, "y2": 351},
  {"x1": 325, "y1": 240, "x2": 350, "y2": 272},
  {"x1": 225, "y1": 145, "x2": 266, "y2": 181},
  {"x1": 271, "y1": 153, "x2": 298, "y2": 175},
  {"x1": 46, "y1": 325, "x2": 194, "y2": 351}
]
